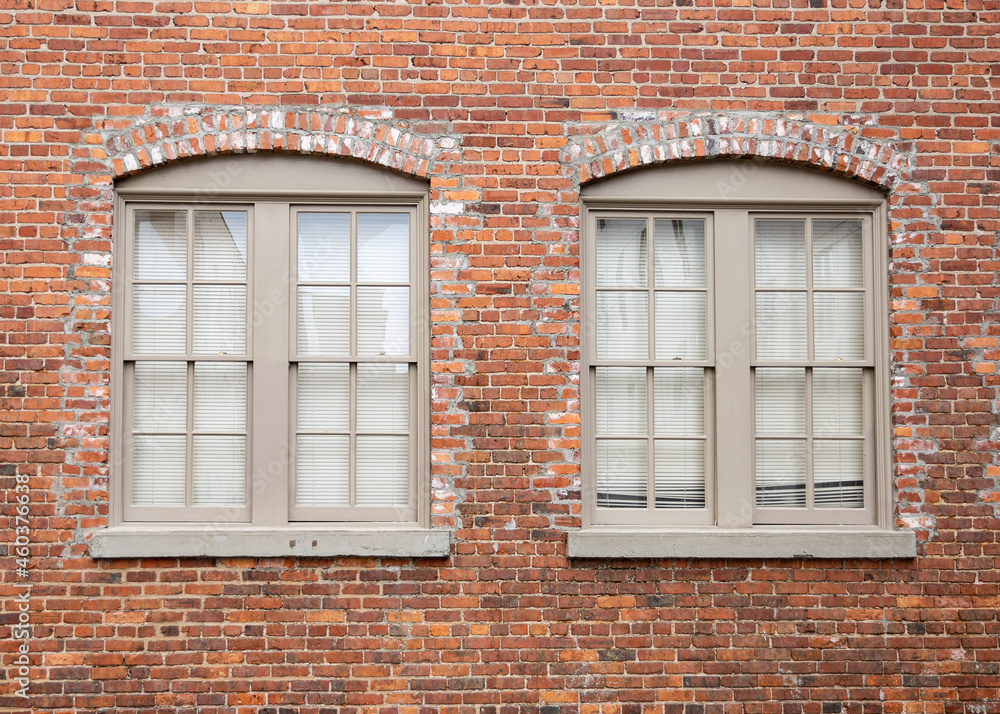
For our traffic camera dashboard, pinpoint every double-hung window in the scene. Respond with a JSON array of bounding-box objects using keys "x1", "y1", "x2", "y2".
[
  {"x1": 124, "y1": 205, "x2": 253, "y2": 520},
  {"x1": 590, "y1": 213, "x2": 715, "y2": 525},
  {"x1": 572, "y1": 159, "x2": 915, "y2": 558},
  {"x1": 93, "y1": 154, "x2": 448, "y2": 558}
]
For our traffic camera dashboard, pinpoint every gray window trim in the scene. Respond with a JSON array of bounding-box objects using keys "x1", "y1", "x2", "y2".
[
  {"x1": 574, "y1": 159, "x2": 914, "y2": 559},
  {"x1": 567, "y1": 528, "x2": 916, "y2": 559},
  {"x1": 96, "y1": 154, "x2": 445, "y2": 558},
  {"x1": 89, "y1": 526, "x2": 451, "y2": 559}
]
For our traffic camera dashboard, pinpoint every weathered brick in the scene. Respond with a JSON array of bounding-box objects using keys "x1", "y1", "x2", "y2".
[{"x1": 1, "y1": 2, "x2": 998, "y2": 712}]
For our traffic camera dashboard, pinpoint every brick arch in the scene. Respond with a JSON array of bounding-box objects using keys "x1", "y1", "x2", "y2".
[
  {"x1": 103, "y1": 107, "x2": 452, "y2": 180},
  {"x1": 563, "y1": 113, "x2": 910, "y2": 191}
]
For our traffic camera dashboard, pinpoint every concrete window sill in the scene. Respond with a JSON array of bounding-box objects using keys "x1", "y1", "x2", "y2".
[
  {"x1": 88, "y1": 527, "x2": 452, "y2": 559},
  {"x1": 567, "y1": 529, "x2": 917, "y2": 559}
]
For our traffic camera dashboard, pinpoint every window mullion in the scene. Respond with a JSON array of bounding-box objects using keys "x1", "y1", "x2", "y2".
[
  {"x1": 250, "y1": 202, "x2": 291, "y2": 527},
  {"x1": 714, "y1": 209, "x2": 753, "y2": 528}
]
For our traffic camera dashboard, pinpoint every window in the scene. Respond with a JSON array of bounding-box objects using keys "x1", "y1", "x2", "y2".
[
  {"x1": 571, "y1": 160, "x2": 915, "y2": 558},
  {"x1": 92, "y1": 154, "x2": 449, "y2": 558}
]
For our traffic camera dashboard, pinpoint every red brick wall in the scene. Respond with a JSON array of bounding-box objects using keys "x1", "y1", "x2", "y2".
[{"x1": 3, "y1": 0, "x2": 1000, "y2": 711}]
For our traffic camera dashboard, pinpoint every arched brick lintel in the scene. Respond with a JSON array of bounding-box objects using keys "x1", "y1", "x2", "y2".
[
  {"x1": 564, "y1": 115, "x2": 909, "y2": 192},
  {"x1": 103, "y1": 108, "x2": 450, "y2": 181}
]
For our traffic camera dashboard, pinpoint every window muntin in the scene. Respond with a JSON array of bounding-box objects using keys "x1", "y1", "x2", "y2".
[
  {"x1": 118, "y1": 197, "x2": 424, "y2": 526},
  {"x1": 585, "y1": 204, "x2": 880, "y2": 529}
]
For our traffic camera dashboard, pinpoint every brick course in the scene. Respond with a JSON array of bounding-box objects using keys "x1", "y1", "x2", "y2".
[{"x1": 3, "y1": 0, "x2": 1000, "y2": 712}]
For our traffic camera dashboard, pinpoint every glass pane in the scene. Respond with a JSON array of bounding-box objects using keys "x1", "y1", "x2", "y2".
[
  {"x1": 134, "y1": 210, "x2": 186, "y2": 281},
  {"x1": 296, "y1": 434, "x2": 349, "y2": 506},
  {"x1": 596, "y1": 291, "x2": 648, "y2": 360},
  {"x1": 756, "y1": 292, "x2": 806, "y2": 360},
  {"x1": 357, "y1": 364, "x2": 409, "y2": 432},
  {"x1": 596, "y1": 218, "x2": 646, "y2": 287},
  {"x1": 297, "y1": 364, "x2": 349, "y2": 432},
  {"x1": 755, "y1": 368, "x2": 805, "y2": 436},
  {"x1": 815, "y1": 292, "x2": 865, "y2": 360},
  {"x1": 357, "y1": 286, "x2": 409, "y2": 356},
  {"x1": 297, "y1": 286, "x2": 349, "y2": 355},
  {"x1": 194, "y1": 211, "x2": 247, "y2": 281},
  {"x1": 298, "y1": 212, "x2": 350, "y2": 282},
  {"x1": 132, "y1": 435, "x2": 186, "y2": 506},
  {"x1": 596, "y1": 439, "x2": 647, "y2": 509},
  {"x1": 755, "y1": 439, "x2": 806, "y2": 508},
  {"x1": 655, "y1": 439, "x2": 705, "y2": 509},
  {"x1": 132, "y1": 285, "x2": 186, "y2": 354},
  {"x1": 654, "y1": 218, "x2": 705, "y2": 288},
  {"x1": 358, "y1": 213, "x2": 409, "y2": 283},
  {"x1": 595, "y1": 367, "x2": 646, "y2": 435},
  {"x1": 194, "y1": 362, "x2": 246, "y2": 432},
  {"x1": 193, "y1": 285, "x2": 246, "y2": 354},
  {"x1": 192, "y1": 435, "x2": 245, "y2": 506},
  {"x1": 133, "y1": 361, "x2": 187, "y2": 431},
  {"x1": 813, "y1": 220, "x2": 863, "y2": 288},
  {"x1": 813, "y1": 368, "x2": 863, "y2": 436},
  {"x1": 655, "y1": 292, "x2": 706, "y2": 360},
  {"x1": 814, "y1": 440, "x2": 864, "y2": 508},
  {"x1": 654, "y1": 367, "x2": 704, "y2": 436},
  {"x1": 356, "y1": 436, "x2": 409, "y2": 506},
  {"x1": 755, "y1": 219, "x2": 805, "y2": 288}
]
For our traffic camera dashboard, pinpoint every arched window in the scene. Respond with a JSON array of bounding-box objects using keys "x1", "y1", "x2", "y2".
[
  {"x1": 570, "y1": 159, "x2": 915, "y2": 559},
  {"x1": 93, "y1": 154, "x2": 448, "y2": 558}
]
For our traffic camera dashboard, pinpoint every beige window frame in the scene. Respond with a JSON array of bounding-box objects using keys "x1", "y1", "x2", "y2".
[
  {"x1": 572, "y1": 160, "x2": 916, "y2": 559},
  {"x1": 93, "y1": 154, "x2": 449, "y2": 559}
]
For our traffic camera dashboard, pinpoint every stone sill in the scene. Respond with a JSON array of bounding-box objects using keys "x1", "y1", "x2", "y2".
[
  {"x1": 89, "y1": 527, "x2": 452, "y2": 559},
  {"x1": 568, "y1": 529, "x2": 917, "y2": 559}
]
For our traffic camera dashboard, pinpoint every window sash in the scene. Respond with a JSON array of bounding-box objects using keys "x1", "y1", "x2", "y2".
[
  {"x1": 588, "y1": 213, "x2": 715, "y2": 527},
  {"x1": 123, "y1": 204, "x2": 253, "y2": 522},
  {"x1": 288, "y1": 207, "x2": 418, "y2": 521},
  {"x1": 751, "y1": 214, "x2": 874, "y2": 525}
]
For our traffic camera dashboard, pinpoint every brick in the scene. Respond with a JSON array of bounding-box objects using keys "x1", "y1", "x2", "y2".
[{"x1": 1, "y1": 2, "x2": 998, "y2": 711}]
